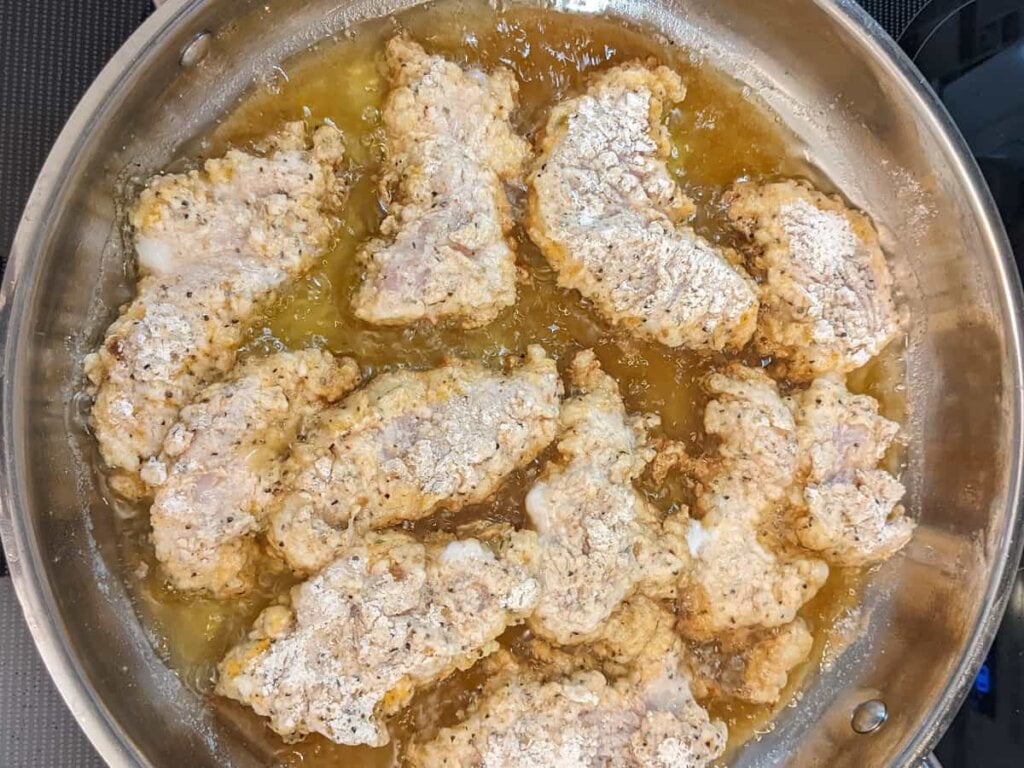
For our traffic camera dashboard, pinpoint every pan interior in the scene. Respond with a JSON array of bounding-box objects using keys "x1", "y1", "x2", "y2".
[{"x1": 5, "y1": 0, "x2": 1017, "y2": 766}]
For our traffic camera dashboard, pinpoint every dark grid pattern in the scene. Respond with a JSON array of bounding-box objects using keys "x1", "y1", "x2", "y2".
[
  {"x1": 860, "y1": 0, "x2": 935, "y2": 37},
  {"x1": 0, "y1": 582, "x2": 105, "y2": 767},
  {"x1": 0, "y1": 0, "x2": 154, "y2": 263}
]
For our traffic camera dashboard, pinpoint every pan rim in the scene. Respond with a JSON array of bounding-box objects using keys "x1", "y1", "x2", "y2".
[{"x1": 0, "y1": 1, "x2": 1020, "y2": 766}]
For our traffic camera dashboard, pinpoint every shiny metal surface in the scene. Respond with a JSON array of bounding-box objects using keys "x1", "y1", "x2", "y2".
[
  {"x1": 852, "y1": 699, "x2": 890, "y2": 734},
  {"x1": 178, "y1": 31, "x2": 213, "y2": 68},
  {"x1": 0, "y1": 0, "x2": 1020, "y2": 766}
]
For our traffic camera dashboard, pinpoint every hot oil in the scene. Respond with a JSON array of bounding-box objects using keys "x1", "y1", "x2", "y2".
[
  {"x1": 117, "y1": 510, "x2": 298, "y2": 688},
  {"x1": 114, "y1": 1, "x2": 903, "y2": 765}
]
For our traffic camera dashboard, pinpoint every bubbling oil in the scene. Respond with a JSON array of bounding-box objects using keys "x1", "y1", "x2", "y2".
[{"x1": 112, "y1": 1, "x2": 906, "y2": 765}]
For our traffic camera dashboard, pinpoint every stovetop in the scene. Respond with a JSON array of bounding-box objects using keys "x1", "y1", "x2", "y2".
[{"x1": 1, "y1": 1, "x2": 1022, "y2": 766}]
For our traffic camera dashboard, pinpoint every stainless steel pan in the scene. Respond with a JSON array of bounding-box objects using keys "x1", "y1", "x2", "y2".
[{"x1": 1, "y1": 0, "x2": 1021, "y2": 765}]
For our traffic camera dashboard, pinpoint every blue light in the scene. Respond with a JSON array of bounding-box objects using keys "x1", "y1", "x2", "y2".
[{"x1": 974, "y1": 663, "x2": 992, "y2": 695}]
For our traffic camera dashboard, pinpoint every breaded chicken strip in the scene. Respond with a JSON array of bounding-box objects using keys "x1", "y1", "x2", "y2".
[
  {"x1": 788, "y1": 375, "x2": 914, "y2": 565},
  {"x1": 694, "y1": 366, "x2": 802, "y2": 515},
  {"x1": 685, "y1": 619, "x2": 813, "y2": 705},
  {"x1": 217, "y1": 529, "x2": 540, "y2": 747},
  {"x1": 586, "y1": 597, "x2": 811, "y2": 706},
  {"x1": 725, "y1": 180, "x2": 900, "y2": 380},
  {"x1": 675, "y1": 366, "x2": 828, "y2": 640},
  {"x1": 679, "y1": 510, "x2": 826, "y2": 641},
  {"x1": 270, "y1": 346, "x2": 562, "y2": 574},
  {"x1": 527, "y1": 64, "x2": 757, "y2": 350},
  {"x1": 407, "y1": 652, "x2": 725, "y2": 768},
  {"x1": 573, "y1": 596, "x2": 681, "y2": 677},
  {"x1": 144, "y1": 350, "x2": 359, "y2": 597},
  {"x1": 86, "y1": 123, "x2": 346, "y2": 487},
  {"x1": 527, "y1": 350, "x2": 684, "y2": 645},
  {"x1": 352, "y1": 37, "x2": 530, "y2": 328}
]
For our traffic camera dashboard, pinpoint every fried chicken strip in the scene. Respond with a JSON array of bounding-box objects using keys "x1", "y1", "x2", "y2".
[
  {"x1": 270, "y1": 345, "x2": 562, "y2": 574},
  {"x1": 86, "y1": 123, "x2": 346, "y2": 486},
  {"x1": 725, "y1": 179, "x2": 900, "y2": 380},
  {"x1": 527, "y1": 350, "x2": 684, "y2": 645},
  {"x1": 407, "y1": 652, "x2": 725, "y2": 768},
  {"x1": 788, "y1": 375, "x2": 914, "y2": 565},
  {"x1": 145, "y1": 350, "x2": 359, "y2": 596},
  {"x1": 352, "y1": 37, "x2": 531, "y2": 328},
  {"x1": 686, "y1": 619, "x2": 813, "y2": 705},
  {"x1": 528, "y1": 64, "x2": 757, "y2": 350},
  {"x1": 217, "y1": 529, "x2": 540, "y2": 747},
  {"x1": 675, "y1": 366, "x2": 828, "y2": 640}
]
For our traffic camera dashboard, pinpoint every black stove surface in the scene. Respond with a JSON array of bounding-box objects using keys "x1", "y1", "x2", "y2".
[{"x1": 1, "y1": 1, "x2": 1022, "y2": 766}]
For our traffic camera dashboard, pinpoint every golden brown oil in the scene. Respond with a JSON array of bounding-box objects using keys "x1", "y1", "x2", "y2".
[{"x1": 111, "y1": 1, "x2": 906, "y2": 765}]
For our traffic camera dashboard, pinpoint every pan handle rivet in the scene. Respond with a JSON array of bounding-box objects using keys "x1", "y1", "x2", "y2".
[
  {"x1": 851, "y1": 699, "x2": 888, "y2": 734},
  {"x1": 180, "y1": 32, "x2": 212, "y2": 68}
]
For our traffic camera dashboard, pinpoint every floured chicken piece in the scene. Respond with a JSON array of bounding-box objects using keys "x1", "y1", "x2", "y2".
[
  {"x1": 695, "y1": 366, "x2": 803, "y2": 515},
  {"x1": 270, "y1": 346, "x2": 562, "y2": 573},
  {"x1": 679, "y1": 512, "x2": 827, "y2": 640},
  {"x1": 527, "y1": 64, "x2": 757, "y2": 351},
  {"x1": 527, "y1": 349, "x2": 684, "y2": 645},
  {"x1": 352, "y1": 37, "x2": 531, "y2": 328},
  {"x1": 686, "y1": 619, "x2": 813, "y2": 705},
  {"x1": 788, "y1": 375, "x2": 914, "y2": 565},
  {"x1": 725, "y1": 179, "x2": 900, "y2": 380},
  {"x1": 407, "y1": 653, "x2": 726, "y2": 768},
  {"x1": 217, "y1": 529, "x2": 540, "y2": 747},
  {"x1": 676, "y1": 366, "x2": 828, "y2": 640},
  {"x1": 144, "y1": 350, "x2": 359, "y2": 597},
  {"x1": 580, "y1": 595, "x2": 809, "y2": 705},
  {"x1": 85, "y1": 122, "x2": 347, "y2": 485},
  {"x1": 522, "y1": 596, "x2": 678, "y2": 684},
  {"x1": 587, "y1": 596, "x2": 682, "y2": 672},
  {"x1": 791, "y1": 375, "x2": 901, "y2": 485}
]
